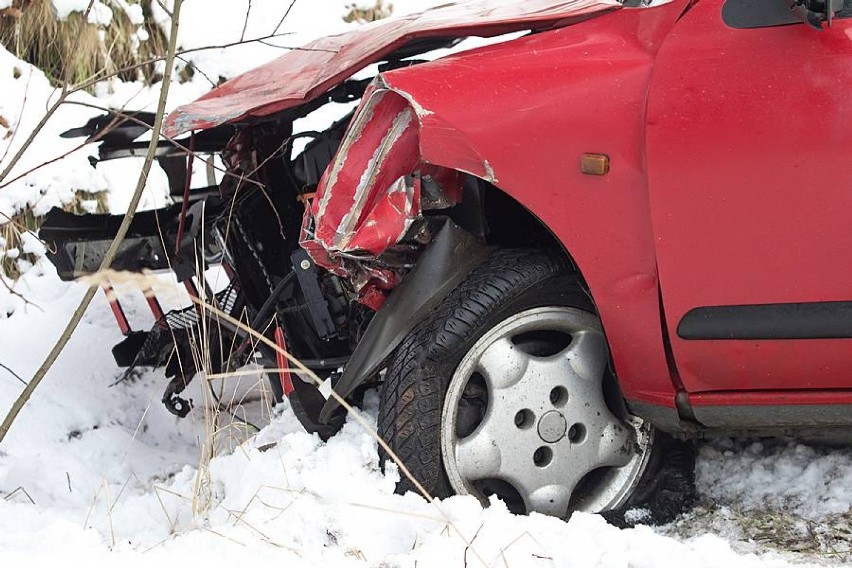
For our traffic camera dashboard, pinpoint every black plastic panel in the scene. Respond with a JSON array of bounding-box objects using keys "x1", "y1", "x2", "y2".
[
  {"x1": 722, "y1": 0, "x2": 801, "y2": 28},
  {"x1": 677, "y1": 301, "x2": 852, "y2": 340}
]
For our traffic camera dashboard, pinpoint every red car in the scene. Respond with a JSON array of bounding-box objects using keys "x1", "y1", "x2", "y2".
[{"x1": 44, "y1": 0, "x2": 852, "y2": 526}]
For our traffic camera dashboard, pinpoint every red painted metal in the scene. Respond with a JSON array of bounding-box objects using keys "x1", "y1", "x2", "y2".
[
  {"x1": 221, "y1": 261, "x2": 236, "y2": 281},
  {"x1": 164, "y1": 0, "x2": 852, "y2": 416},
  {"x1": 646, "y1": 0, "x2": 852, "y2": 394},
  {"x1": 183, "y1": 279, "x2": 200, "y2": 299},
  {"x1": 162, "y1": 0, "x2": 619, "y2": 138},
  {"x1": 143, "y1": 288, "x2": 167, "y2": 329},
  {"x1": 274, "y1": 326, "x2": 294, "y2": 396},
  {"x1": 182, "y1": 278, "x2": 207, "y2": 321},
  {"x1": 300, "y1": 89, "x2": 423, "y2": 308},
  {"x1": 103, "y1": 285, "x2": 131, "y2": 336},
  {"x1": 345, "y1": 2, "x2": 691, "y2": 407}
]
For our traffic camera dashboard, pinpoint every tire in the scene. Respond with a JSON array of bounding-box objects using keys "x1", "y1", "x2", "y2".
[{"x1": 378, "y1": 249, "x2": 694, "y2": 525}]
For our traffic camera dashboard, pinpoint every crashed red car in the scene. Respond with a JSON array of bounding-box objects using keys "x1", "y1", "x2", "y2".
[{"x1": 42, "y1": 0, "x2": 852, "y2": 525}]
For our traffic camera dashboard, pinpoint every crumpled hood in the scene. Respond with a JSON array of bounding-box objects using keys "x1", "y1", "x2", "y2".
[{"x1": 163, "y1": 0, "x2": 620, "y2": 138}]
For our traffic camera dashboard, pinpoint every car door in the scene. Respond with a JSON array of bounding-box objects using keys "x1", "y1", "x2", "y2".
[{"x1": 646, "y1": 0, "x2": 852, "y2": 394}]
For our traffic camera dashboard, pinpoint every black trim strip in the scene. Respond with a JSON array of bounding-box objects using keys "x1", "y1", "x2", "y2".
[{"x1": 677, "y1": 301, "x2": 852, "y2": 340}]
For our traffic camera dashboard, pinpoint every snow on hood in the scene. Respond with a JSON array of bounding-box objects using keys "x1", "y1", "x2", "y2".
[{"x1": 162, "y1": 0, "x2": 620, "y2": 138}]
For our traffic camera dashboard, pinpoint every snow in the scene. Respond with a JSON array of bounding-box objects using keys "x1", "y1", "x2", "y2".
[
  {"x1": 696, "y1": 439, "x2": 852, "y2": 519},
  {"x1": 52, "y1": 0, "x2": 114, "y2": 25},
  {"x1": 1, "y1": 1, "x2": 851, "y2": 566}
]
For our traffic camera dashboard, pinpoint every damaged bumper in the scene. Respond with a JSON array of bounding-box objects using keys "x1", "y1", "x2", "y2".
[{"x1": 300, "y1": 84, "x2": 464, "y2": 309}]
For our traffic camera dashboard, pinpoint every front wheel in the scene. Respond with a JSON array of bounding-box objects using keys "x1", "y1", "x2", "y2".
[{"x1": 378, "y1": 249, "x2": 694, "y2": 525}]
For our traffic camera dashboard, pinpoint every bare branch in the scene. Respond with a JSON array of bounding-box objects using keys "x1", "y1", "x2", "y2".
[
  {"x1": 241, "y1": 0, "x2": 253, "y2": 42},
  {"x1": 0, "y1": 363, "x2": 26, "y2": 386},
  {"x1": 155, "y1": 0, "x2": 172, "y2": 18},
  {"x1": 176, "y1": 55, "x2": 216, "y2": 88},
  {"x1": 0, "y1": 269, "x2": 43, "y2": 311},
  {"x1": 273, "y1": 0, "x2": 299, "y2": 35},
  {"x1": 0, "y1": 114, "x2": 126, "y2": 191},
  {"x1": 0, "y1": 97, "x2": 66, "y2": 185}
]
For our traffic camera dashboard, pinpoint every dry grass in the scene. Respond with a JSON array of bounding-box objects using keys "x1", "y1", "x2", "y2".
[
  {"x1": 0, "y1": 0, "x2": 100, "y2": 86},
  {"x1": 59, "y1": 257, "x2": 489, "y2": 563},
  {"x1": 669, "y1": 503, "x2": 852, "y2": 561},
  {"x1": 1, "y1": 208, "x2": 39, "y2": 280},
  {"x1": 0, "y1": 0, "x2": 169, "y2": 88},
  {"x1": 81, "y1": 238, "x2": 276, "y2": 516},
  {"x1": 343, "y1": 0, "x2": 393, "y2": 23}
]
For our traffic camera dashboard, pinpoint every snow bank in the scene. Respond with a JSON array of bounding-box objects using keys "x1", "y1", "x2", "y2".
[{"x1": 697, "y1": 439, "x2": 852, "y2": 520}]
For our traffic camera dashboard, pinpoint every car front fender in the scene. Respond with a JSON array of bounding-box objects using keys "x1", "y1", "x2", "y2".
[{"x1": 368, "y1": 0, "x2": 690, "y2": 409}]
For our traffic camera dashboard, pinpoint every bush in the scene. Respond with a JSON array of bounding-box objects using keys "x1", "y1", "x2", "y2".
[
  {"x1": 0, "y1": 0, "x2": 169, "y2": 88},
  {"x1": 343, "y1": 0, "x2": 393, "y2": 24}
]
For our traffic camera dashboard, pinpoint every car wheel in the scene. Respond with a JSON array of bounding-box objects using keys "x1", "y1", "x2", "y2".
[{"x1": 378, "y1": 249, "x2": 694, "y2": 525}]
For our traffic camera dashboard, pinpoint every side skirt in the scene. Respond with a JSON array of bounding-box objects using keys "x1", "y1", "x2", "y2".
[{"x1": 630, "y1": 391, "x2": 852, "y2": 438}]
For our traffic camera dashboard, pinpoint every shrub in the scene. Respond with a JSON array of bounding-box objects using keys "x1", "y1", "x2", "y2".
[
  {"x1": 343, "y1": 0, "x2": 393, "y2": 24},
  {"x1": 0, "y1": 0, "x2": 169, "y2": 88}
]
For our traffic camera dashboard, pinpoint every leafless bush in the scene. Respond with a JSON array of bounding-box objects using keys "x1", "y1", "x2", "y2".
[
  {"x1": 0, "y1": 0, "x2": 169, "y2": 88},
  {"x1": 343, "y1": 0, "x2": 393, "y2": 23}
]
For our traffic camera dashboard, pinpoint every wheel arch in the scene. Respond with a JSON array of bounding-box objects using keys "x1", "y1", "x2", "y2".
[
  {"x1": 421, "y1": 165, "x2": 677, "y2": 411},
  {"x1": 371, "y1": 0, "x2": 690, "y2": 410},
  {"x1": 318, "y1": 0, "x2": 694, "y2": 421}
]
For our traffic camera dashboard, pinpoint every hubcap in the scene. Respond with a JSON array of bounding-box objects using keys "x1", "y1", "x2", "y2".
[{"x1": 441, "y1": 307, "x2": 653, "y2": 517}]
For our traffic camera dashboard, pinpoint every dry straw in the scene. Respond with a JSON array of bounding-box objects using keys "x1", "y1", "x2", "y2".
[{"x1": 0, "y1": 0, "x2": 169, "y2": 88}]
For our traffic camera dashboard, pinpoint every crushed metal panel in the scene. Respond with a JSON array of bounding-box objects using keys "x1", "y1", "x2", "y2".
[
  {"x1": 163, "y1": 0, "x2": 620, "y2": 137},
  {"x1": 299, "y1": 88, "x2": 423, "y2": 309}
]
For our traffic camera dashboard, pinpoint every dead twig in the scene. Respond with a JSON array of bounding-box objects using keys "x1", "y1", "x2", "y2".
[
  {"x1": 3, "y1": 485, "x2": 35, "y2": 504},
  {"x1": 0, "y1": 362, "x2": 26, "y2": 386},
  {"x1": 181, "y1": 296, "x2": 489, "y2": 567},
  {"x1": 273, "y1": 1, "x2": 299, "y2": 35},
  {"x1": 241, "y1": 0, "x2": 253, "y2": 42}
]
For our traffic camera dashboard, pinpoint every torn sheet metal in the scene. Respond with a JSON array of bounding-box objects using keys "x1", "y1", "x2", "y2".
[
  {"x1": 299, "y1": 88, "x2": 425, "y2": 309},
  {"x1": 163, "y1": 0, "x2": 620, "y2": 138},
  {"x1": 298, "y1": 85, "x2": 467, "y2": 309},
  {"x1": 314, "y1": 90, "x2": 420, "y2": 254}
]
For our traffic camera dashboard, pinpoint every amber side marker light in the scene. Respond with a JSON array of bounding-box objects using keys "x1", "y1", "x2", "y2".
[{"x1": 580, "y1": 153, "x2": 610, "y2": 176}]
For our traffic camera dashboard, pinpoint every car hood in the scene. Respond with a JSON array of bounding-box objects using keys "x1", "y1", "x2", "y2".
[{"x1": 163, "y1": 0, "x2": 620, "y2": 138}]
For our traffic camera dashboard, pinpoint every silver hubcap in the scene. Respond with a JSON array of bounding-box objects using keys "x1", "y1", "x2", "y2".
[{"x1": 441, "y1": 307, "x2": 652, "y2": 517}]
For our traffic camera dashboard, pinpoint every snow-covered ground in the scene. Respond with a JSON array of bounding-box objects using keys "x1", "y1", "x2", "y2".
[{"x1": 1, "y1": 1, "x2": 851, "y2": 566}]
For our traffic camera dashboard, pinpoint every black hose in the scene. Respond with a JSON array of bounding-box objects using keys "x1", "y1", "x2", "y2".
[{"x1": 250, "y1": 271, "x2": 295, "y2": 330}]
